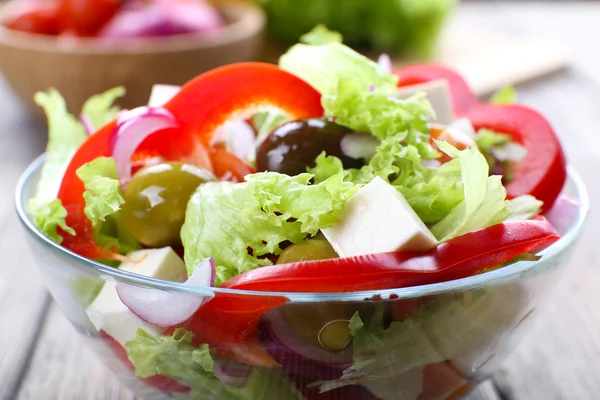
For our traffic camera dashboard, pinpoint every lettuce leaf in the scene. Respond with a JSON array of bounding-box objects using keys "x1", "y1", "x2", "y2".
[
  {"x1": 506, "y1": 195, "x2": 543, "y2": 222},
  {"x1": 430, "y1": 142, "x2": 512, "y2": 241},
  {"x1": 279, "y1": 42, "x2": 398, "y2": 97},
  {"x1": 126, "y1": 329, "x2": 304, "y2": 400},
  {"x1": 28, "y1": 88, "x2": 126, "y2": 243},
  {"x1": 320, "y1": 286, "x2": 527, "y2": 398},
  {"x1": 28, "y1": 89, "x2": 87, "y2": 241},
  {"x1": 76, "y1": 156, "x2": 140, "y2": 254},
  {"x1": 80, "y1": 86, "x2": 125, "y2": 133},
  {"x1": 490, "y1": 86, "x2": 516, "y2": 104},
  {"x1": 30, "y1": 199, "x2": 75, "y2": 243},
  {"x1": 76, "y1": 157, "x2": 124, "y2": 227},
  {"x1": 300, "y1": 24, "x2": 343, "y2": 45},
  {"x1": 181, "y1": 171, "x2": 359, "y2": 284}
]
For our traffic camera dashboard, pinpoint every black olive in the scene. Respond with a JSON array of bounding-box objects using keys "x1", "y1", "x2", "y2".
[{"x1": 256, "y1": 118, "x2": 364, "y2": 175}]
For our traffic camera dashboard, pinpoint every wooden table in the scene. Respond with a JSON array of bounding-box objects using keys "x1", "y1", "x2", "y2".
[{"x1": 1, "y1": 2, "x2": 599, "y2": 399}]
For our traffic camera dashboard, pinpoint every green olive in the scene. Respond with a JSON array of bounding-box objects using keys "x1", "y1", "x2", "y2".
[
  {"x1": 277, "y1": 239, "x2": 338, "y2": 265},
  {"x1": 255, "y1": 118, "x2": 364, "y2": 175},
  {"x1": 281, "y1": 302, "x2": 372, "y2": 350},
  {"x1": 122, "y1": 162, "x2": 214, "y2": 247}
]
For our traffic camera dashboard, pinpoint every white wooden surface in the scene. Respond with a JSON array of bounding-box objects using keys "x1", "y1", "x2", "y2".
[{"x1": 1, "y1": 2, "x2": 599, "y2": 400}]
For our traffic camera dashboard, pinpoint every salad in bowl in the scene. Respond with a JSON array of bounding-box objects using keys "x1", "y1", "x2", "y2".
[{"x1": 16, "y1": 28, "x2": 586, "y2": 400}]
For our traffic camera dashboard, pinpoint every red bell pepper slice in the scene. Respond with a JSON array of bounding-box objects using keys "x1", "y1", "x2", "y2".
[
  {"x1": 394, "y1": 64, "x2": 478, "y2": 116},
  {"x1": 163, "y1": 62, "x2": 323, "y2": 148},
  {"x1": 394, "y1": 63, "x2": 567, "y2": 212},
  {"x1": 56, "y1": 63, "x2": 323, "y2": 257},
  {"x1": 221, "y1": 218, "x2": 559, "y2": 293},
  {"x1": 465, "y1": 104, "x2": 567, "y2": 213}
]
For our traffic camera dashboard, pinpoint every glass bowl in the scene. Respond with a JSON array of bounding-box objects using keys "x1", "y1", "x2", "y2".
[{"x1": 15, "y1": 156, "x2": 588, "y2": 400}]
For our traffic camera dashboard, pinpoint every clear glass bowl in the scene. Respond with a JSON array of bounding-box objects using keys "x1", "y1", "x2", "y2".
[{"x1": 15, "y1": 156, "x2": 588, "y2": 400}]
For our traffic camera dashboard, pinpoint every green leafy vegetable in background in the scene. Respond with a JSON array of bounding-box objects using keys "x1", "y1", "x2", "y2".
[
  {"x1": 126, "y1": 329, "x2": 304, "y2": 400},
  {"x1": 258, "y1": 0, "x2": 458, "y2": 59},
  {"x1": 181, "y1": 171, "x2": 359, "y2": 284}
]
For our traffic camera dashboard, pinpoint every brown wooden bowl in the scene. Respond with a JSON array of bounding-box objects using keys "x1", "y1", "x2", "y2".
[{"x1": 0, "y1": 1, "x2": 265, "y2": 119}]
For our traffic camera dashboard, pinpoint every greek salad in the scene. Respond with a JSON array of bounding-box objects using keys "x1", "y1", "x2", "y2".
[{"x1": 27, "y1": 27, "x2": 569, "y2": 400}]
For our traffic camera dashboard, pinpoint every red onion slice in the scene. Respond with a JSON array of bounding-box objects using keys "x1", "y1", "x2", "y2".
[
  {"x1": 111, "y1": 106, "x2": 179, "y2": 188},
  {"x1": 213, "y1": 361, "x2": 252, "y2": 387},
  {"x1": 546, "y1": 195, "x2": 580, "y2": 235},
  {"x1": 116, "y1": 258, "x2": 216, "y2": 327},
  {"x1": 80, "y1": 114, "x2": 94, "y2": 136}
]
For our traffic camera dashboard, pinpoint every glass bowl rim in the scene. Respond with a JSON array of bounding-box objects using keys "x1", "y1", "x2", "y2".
[{"x1": 15, "y1": 155, "x2": 589, "y2": 303}]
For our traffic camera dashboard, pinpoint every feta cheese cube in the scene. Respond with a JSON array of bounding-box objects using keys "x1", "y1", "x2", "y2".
[
  {"x1": 85, "y1": 247, "x2": 187, "y2": 346},
  {"x1": 322, "y1": 177, "x2": 437, "y2": 257},
  {"x1": 394, "y1": 79, "x2": 454, "y2": 125}
]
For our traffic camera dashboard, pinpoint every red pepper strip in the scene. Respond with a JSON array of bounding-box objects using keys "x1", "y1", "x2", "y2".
[
  {"x1": 163, "y1": 62, "x2": 324, "y2": 148},
  {"x1": 465, "y1": 104, "x2": 567, "y2": 213},
  {"x1": 58, "y1": 121, "x2": 118, "y2": 259},
  {"x1": 394, "y1": 64, "x2": 478, "y2": 116},
  {"x1": 176, "y1": 292, "x2": 288, "y2": 349},
  {"x1": 222, "y1": 219, "x2": 559, "y2": 293},
  {"x1": 101, "y1": 332, "x2": 191, "y2": 394}
]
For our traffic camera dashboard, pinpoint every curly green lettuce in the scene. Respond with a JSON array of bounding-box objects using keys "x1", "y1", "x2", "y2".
[
  {"x1": 28, "y1": 88, "x2": 125, "y2": 243},
  {"x1": 181, "y1": 171, "x2": 359, "y2": 284},
  {"x1": 126, "y1": 328, "x2": 304, "y2": 400}
]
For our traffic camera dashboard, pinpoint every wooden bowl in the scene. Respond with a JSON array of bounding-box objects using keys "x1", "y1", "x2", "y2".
[{"x1": 0, "y1": 2, "x2": 265, "y2": 119}]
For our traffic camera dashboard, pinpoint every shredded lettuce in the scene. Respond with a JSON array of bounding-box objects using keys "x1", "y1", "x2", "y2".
[
  {"x1": 80, "y1": 86, "x2": 125, "y2": 133},
  {"x1": 279, "y1": 42, "x2": 398, "y2": 97},
  {"x1": 76, "y1": 157, "x2": 140, "y2": 255},
  {"x1": 76, "y1": 157, "x2": 124, "y2": 227},
  {"x1": 28, "y1": 90, "x2": 87, "y2": 241},
  {"x1": 181, "y1": 171, "x2": 359, "y2": 284},
  {"x1": 430, "y1": 142, "x2": 512, "y2": 242},
  {"x1": 490, "y1": 86, "x2": 516, "y2": 104},
  {"x1": 30, "y1": 199, "x2": 75, "y2": 243},
  {"x1": 126, "y1": 328, "x2": 304, "y2": 400},
  {"x1": 300, "y1": 24, "x2": 343, "y2": 45},
  {"x1": 321, "y1": 286, "x2": 527, "y2": 398},
  {"x1": 506, "y1": 195, "x2": 543, "y2": 222}
]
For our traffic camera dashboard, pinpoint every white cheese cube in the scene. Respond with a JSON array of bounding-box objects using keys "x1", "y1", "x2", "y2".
[
  {"x1": 122, "y1": 247, "x2": 188, "y2": 283},
  {"x1": 148, "y1": 84, "x2": 181, "y2": 107},
  {"x1": 86, "y1": 282, "x2": 163, "y2": 347},
  {"x1": 322, "y1": 177, "x2": 437, "y2": 257},
  {"x1": 85, "y1": 247, "x2": 187, "y2": 347},
  {"x1": 394, "y1": 79, "x2": 454, "y2": 125}
]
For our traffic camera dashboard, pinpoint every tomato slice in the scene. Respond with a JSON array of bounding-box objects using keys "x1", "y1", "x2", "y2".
[
  {"x1": 4, "y1": 5, "x2": 63, "y2": 35},
  {"x1": 58, "y1": 0, "x2": 121, "y2": 36},
  {"x1": 465, "y1": 104, "x2": 567, "y2": 213},
  {"x1": 56, "y1": 63, "x2": 323, "y2": 257},
  {"x1": 394, "y1": 64, "x2": 478, "y2": 117},
  {"x1": 221, "y1": 219, "x2": 559, "y2": 293}
]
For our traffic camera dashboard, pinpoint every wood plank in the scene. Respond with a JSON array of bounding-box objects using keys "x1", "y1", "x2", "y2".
[
  {"x1": 16, "y1": 305, "x2": 137, "y2": 400},
  {"x1": 487, "y1": 69, "x2": 600, "y2": 400},
  {"x1": 0, "y1": 78, "x2": 51, "y2": 400}
]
